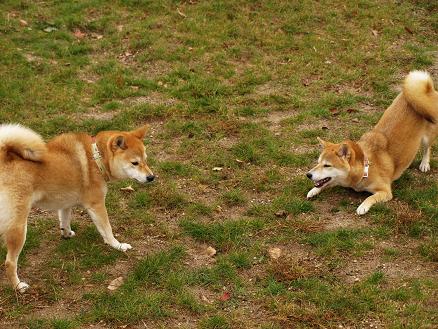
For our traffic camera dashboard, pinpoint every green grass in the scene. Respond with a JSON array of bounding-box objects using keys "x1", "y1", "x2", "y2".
[
  {"x1": 180, "y1": 218, "x2": 264, "y2": 250},
  {"x1": 221, "y1": 188, "x2": 246, "y2": 206},
  {"x1": 305, "y1": 228, "x2": 373, "y2": 256},
  {"x1": 0, "y1": 0, "x2": 437, "y2": 328},
  {"x1": 200, "y1": 315, "x2": 230, "y2": 329}
]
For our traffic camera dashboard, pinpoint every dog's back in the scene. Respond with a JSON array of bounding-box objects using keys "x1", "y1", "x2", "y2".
[
  {"x1": 363, "y1": 71, "x2": 438, "y2": 179},
  {"x1": 0, "y1": 126, "x2": 94, "y2": 212}
]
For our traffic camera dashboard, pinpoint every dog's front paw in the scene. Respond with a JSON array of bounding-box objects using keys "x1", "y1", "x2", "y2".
[
  {"x1": 419, "y1": 161, "x2": 430, "y2": 173},
  {"x1": 117, "y1": 243, "x2": 132, "y2": 252},
  {"x1": 307, "y1": 187, "x2": 321, "y2": 199},
  {"x1": 16, "y1": 281, "x2": 30, "y2": 293},
  {"x1": 356, "y1": 203, "x2": 370, "y2": 216},
  {"x1": 61, "y1": 229, "x2": 76, "y2": 239}
]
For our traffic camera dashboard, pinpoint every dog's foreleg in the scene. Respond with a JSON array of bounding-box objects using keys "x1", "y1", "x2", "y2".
[
  {"x1": 86, "y1": 203, "x2": 132, "y2": 252},
  {"x1": 58, "y1": 208, "x2": 75, "y2": 238},
  {"x1": 307, "y1": 187, "x2": 324, "y2": 199},
  {"x1": 356, "y1": 190, "x2": 392, "y2": 215},
  {"x1": 5, "y1": 223, "x2": 30, "y2": 293},
  {"x1": 419, "y1": 137, "x2": 431, "y2": 173}
]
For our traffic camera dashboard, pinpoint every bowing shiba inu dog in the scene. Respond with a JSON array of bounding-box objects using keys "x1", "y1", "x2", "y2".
[
  {"x1": 0, "y1": 124, "x2": 154, "y2": 292},
  {"x1": 306, "y1": 71, "x2": 438, "y2": 215}
]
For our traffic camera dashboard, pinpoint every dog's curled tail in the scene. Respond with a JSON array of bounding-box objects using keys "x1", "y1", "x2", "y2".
[
  {"x1": 403, "y1": 70, "x2": 438, "y2": 124},
  {"x1": 0, "y1": 124, "x2": 47, "y2": 161}
]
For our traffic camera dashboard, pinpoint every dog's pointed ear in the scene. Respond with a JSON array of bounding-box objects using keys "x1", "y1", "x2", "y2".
[
  {"x1": 131, "y1": 125, "x2": 149, "y2": 140},
  {"x1": 317, "y1": 137, "x2": 328, "y2": 147},
  {"x1": 337, "y1": 143, "x2": 351, "y2": 159},
  {"x1": 111, "y1": 135, "x2": 127, "y2": 151}
]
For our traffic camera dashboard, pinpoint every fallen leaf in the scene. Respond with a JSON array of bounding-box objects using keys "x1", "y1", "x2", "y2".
[
  {"x1": 19, "y1": 19, "x2": 28, "y2": 26},
  {"x1": 107, "y1": 277, "x2": 124, "y2": 291},
  {"x1": 275, "y1": 210, "x2": 288, "y2": 218},
  {"x1": 371, "y1": 29, "x2": 378, "y2": 37},
  {"x1": 177, "y1": 7, "x2": 187, "y2": 18},
  {"x1": 120, "y1": 185, "x2": 135, "y2": 192},
  {"x1": 24, "y1": 53, "x2": 37, "y2": 62},
  {"x1": 212, "y1": 167, "x2": 223, "y2": 171},
  {"x1": 201, "y1": 294, "x2": 211, "y2": 303},
  {"x1": 235, "y1": 159, "x2": 244, "y2": 163},
  {"x1": 404, "y1": 26, "x2": 414, "y2": 34},
  {"x1": 90, "y1": 32, "x2": 103, "y2": 39},
  {"x1": 346, "y1": 108, "x2": 358, "y2": 114},
  {"x1": 43, "y1": 26, "x2": 57, "y2": 33},
  {"x1": 268, "y1": 247, "x2": 282, "y2": 260},
  {"x1": 321, "y1": 125, "x2": 329, "y2": 130},
  {"x1": 329, "y1": 108, "x2": 340, "y2": 116},
  {"x1": 73, "y1": 28, "x2": 86, "y2": 39},
  {"x1": 206, "y1": 246, "x2": 217, "y2": 257},
  {"x1": 302, "y1": 78, "x2": 310, "y2": 86},
  {"x1": 219, "y1": 291, "x2": 231, "y2": 301},
  {"x1": 352, "y1": 118, "x2": 359, "y2": 123}
]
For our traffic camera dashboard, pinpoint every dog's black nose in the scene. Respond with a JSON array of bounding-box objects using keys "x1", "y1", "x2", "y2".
[
  {"x1": 146, "y1": 175, "x2": 155, "y2": 182},
  {"x1": 306, "y1": 172, "x2": 312, "y2": 179}
]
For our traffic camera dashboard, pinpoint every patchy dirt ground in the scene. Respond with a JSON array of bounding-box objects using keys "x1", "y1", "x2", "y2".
[{"x1": 1, "y1": 1, "x2": 438, "y2": 328}]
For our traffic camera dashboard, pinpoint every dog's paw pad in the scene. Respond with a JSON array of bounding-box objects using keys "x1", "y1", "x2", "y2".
[
  {"x1": 419, "y1": 162, "x2": 430, "y2": 173},
  {"x1": 356, "y1": 204, "x2": 369, "y2": 215},
  {"x1": 118, "y1": 243, "x2": 132, "y2": 252},
  {"x1": 16, "y1": 282, "x2": 29, "y2": 293}
]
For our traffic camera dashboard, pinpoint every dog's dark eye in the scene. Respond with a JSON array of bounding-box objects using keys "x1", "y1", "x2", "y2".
[
  {"x1": 131, "y1": 161, "x2": 139, "y2": 166},
  {"x1": 324, "y1": 164, "x2": 331, "y2": 168}
]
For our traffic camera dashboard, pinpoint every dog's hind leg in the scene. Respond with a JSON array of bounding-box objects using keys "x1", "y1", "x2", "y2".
[
  {"x1": 419, "y1": 136, "x2": 431, "y2": 173},
  {"x1": 85, "y1": 202, "x2": 132, "y2": 252},
  {"x1": 59, "y1": 208, "x2": 75, "y2": 238},
  {"x1": 4, "y1": 207, "x2": 31, "y2": 293}
]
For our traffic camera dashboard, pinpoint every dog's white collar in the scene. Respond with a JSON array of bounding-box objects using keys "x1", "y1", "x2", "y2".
[
  {"x1": 91, "y1": 142, "x2": 109, "y2": 180},
  {"x1": 363, "y1": 156, "x2": 370, "y2": 178}
]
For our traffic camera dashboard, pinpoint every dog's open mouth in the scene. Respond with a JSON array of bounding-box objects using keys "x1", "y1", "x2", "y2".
[{"x1": 314, "y1": 177, "x2": 331, "y2": 188}]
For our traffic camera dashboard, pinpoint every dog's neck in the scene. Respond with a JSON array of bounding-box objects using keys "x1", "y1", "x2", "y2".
[
  {"x1": 348, "y1": 142, "x2": 368, "y2": 186},
  {"x1": 91, "y1": 136, "x2": 112, "y2": 181}
]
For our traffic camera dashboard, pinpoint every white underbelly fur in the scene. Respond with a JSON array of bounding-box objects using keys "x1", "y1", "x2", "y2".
[{"x1": 32, "y1": 190, "x2": 80, "y2": 210}]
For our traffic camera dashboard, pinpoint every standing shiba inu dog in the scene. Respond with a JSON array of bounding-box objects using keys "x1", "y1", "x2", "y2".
[
  {"x1": 0, "y1": 124, "x2": 154, "y2": 292},
  {"x1": 307, "y1": 71, "x2": 438, "y2": 215}
]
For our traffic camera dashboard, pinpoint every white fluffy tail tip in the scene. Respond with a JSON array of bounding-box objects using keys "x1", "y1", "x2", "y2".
[
  {"x1": 0, "y1": 123, "x2": 46, "y2": 161},
  {"x1": 406, "y1": 70, "x2": 431, "y2": 83}
]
